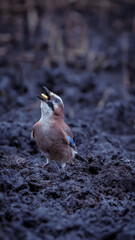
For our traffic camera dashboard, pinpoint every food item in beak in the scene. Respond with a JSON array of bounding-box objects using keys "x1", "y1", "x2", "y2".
[{"x1": 41, "y1": 93, "x2": 48, "y2": 100}]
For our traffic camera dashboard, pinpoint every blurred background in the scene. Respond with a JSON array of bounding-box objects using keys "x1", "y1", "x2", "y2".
[
  {"x1": 0, "y1": 0, "x2": 135, "y2": 116},
  {"x1": 0, "y1": 0, "x2": 135, "y2": 66},
  {"x1": 0, "y1": 0, "x2": 135, "y2": 78},
  {"x1": 0, "y1": 0, "x2": 135, "y2": 112}
]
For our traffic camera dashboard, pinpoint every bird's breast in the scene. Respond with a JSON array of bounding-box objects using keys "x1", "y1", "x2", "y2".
[{"x1": 34, "y1": 121, "x2": 51, "y2": 153}]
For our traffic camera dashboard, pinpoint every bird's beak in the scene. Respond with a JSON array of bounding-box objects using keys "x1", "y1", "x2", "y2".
[
  {"x1": 37, "y1": 86, "x2": 51, "y2": 102},
  {"x1": 43, "y1": 86, "x2": 51, "y2": 100}
]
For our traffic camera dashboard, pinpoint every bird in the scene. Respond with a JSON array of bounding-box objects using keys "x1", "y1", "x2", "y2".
[{"x1": 31, "y1": 86, "x2": 77, "y2": 169}]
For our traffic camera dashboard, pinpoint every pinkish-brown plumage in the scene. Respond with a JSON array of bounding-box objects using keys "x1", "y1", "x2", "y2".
[{"x1": 31, "y1": 87, "x2": 77, "y2": 168}]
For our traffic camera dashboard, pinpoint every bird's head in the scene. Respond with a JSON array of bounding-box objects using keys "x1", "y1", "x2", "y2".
[{"x1": 38, "y1": 86, "x2": 64, "y2": 120}]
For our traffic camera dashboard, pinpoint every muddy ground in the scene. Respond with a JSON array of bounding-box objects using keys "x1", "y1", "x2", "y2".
[{"x1": 0, "y1": 1, "x2": 135, "y2": 239}]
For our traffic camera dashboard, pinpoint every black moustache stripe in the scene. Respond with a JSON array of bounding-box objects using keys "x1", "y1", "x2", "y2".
[{"x1": 48, "y1": 101, "x2": 54, "y2": 111}]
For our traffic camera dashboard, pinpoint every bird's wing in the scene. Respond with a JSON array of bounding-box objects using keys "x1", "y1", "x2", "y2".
[
  {"x1": 51, "y1": 121, "x2": 77, "y2": 151},
  {"x1": 63, "y1": 127, "x2": 76, "y2": 151},
  {"x1": 67, "y1": 135, "x2": 76, "y2": 149},
  {"x1": 64, "y1": 124, "x2": 73, "y2": 138}
]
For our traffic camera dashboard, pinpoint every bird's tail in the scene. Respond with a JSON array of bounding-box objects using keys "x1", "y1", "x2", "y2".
[{"x1": 75, "y1": 153, "x2": 87, "y2": 162}]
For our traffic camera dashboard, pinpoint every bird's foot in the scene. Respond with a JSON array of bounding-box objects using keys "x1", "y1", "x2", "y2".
[
  {"x1": 42, "y1": 158, "x2": 50, "y2": 168},
  {"x1": 61, "y1": 162, "x2": 66, "y2": 169},
  {"x1": 42, "y1": 162, "x2": 49, "y2": 168}
]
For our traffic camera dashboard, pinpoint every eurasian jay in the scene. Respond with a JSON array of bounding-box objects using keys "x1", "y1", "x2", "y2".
[{"x1": 31, "y1": 87, "x2": 77, "y2": 169}]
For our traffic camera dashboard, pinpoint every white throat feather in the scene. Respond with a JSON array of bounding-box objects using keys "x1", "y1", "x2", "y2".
[{"x1": 40, "y1": 101, "x2": 53, "y2": 125}]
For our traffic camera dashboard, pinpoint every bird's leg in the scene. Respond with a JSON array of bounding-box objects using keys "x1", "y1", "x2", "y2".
[
  {"x1": 43, "y1": 158, "x2": 50, "y2": 168},
  {"x1": 61, "y1": 162, "x2": 66, "y2": 169}
]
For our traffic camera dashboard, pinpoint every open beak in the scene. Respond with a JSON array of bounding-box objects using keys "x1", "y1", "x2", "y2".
[{"x1": 37, "y1": 86, "x2": 51, "y2": 102}]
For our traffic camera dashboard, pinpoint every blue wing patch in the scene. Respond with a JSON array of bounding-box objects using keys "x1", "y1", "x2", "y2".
[{"x1": 67, "y1": 136, "x2": 75, "y2": 148}]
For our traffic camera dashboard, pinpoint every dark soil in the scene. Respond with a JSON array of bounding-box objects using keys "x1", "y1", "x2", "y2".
[{"x1": 0, "y1": 1, "x2": 135, "y2": 239}]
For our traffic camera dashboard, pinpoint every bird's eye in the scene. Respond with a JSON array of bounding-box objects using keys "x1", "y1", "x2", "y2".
[{"x1": 54, "y1": 98, "x2": 60, "y2": 104}]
